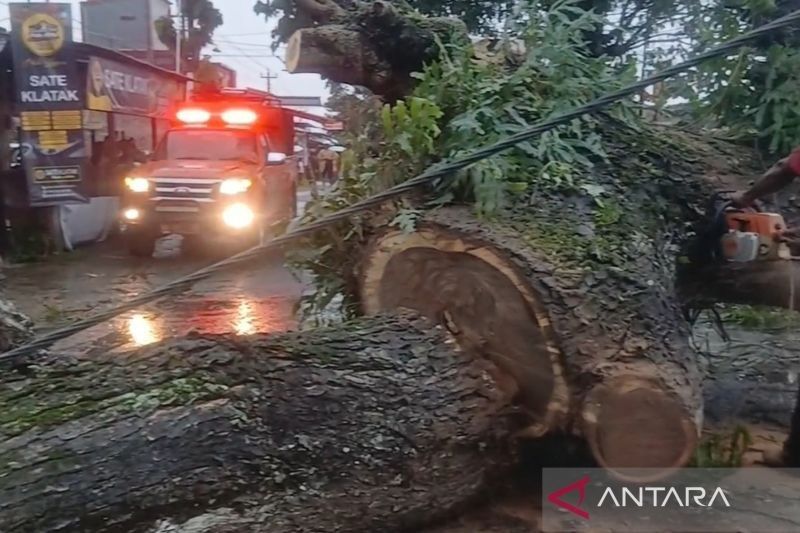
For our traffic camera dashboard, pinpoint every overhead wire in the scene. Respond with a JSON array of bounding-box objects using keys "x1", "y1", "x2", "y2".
[{"x1": 3, "y1": 10, "x2": 800, "y2": 364}]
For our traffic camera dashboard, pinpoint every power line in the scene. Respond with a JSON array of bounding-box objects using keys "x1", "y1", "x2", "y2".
[
  {"x1": 224, "y1": 41, "x2": 273, "y2": 71},
  {"x1": 214, "y1": 39, "x2": 276, "y2": 48},
  {"x1": 216, "y1": 31, "x2": 272, "y2": 37},
  {"x1": 205, "y1": 53, "x2": 283, "y2": 59},
  {"x1": 3, "y1": 9, "x2": 800, "y2": 364}
]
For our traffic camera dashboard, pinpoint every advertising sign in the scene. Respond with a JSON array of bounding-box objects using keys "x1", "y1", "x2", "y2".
[
  {"x1": 10, "y1": 3, "x2": 88, "y2": 206},
  {"x1": 87, "y1": 56, "x2": 182, "y2": 116}
]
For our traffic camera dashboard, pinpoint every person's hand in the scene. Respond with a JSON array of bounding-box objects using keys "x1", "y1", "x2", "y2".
[
  {"x1": 729, "y1": 191, "x2": 754, "y2": 208},
  {"x1": 776, "y1": 227, "x2": 800, "y2": 243}
]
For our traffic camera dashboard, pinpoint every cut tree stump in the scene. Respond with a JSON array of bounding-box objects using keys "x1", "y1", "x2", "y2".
[
  {"x1": 286, "y1": 26, "x2": 395, "y2": 94},
  {"x1": 357, "y1": 206, "x2": 702, "y2": 481},
  {"x1": 0, "y1": 315, "x2": 523, "y2": 533},
  {"x1": 350, "y1": 127, "x2": 790, "y2": 481}
]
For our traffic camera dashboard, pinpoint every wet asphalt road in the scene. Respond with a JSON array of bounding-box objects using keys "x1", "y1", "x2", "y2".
[{"x1": 4, "y1": 190, "x2": 314, "y2": 356}]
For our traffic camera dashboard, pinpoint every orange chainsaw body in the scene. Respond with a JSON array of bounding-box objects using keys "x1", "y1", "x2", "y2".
[{"x1": 721, "y1": 211, "x2": 790, "y2": 261}]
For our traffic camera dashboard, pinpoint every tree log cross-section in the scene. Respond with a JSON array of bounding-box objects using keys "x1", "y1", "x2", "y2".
[
  {"x1": 284, "y1": 0, "x2": 467, "y2": 100},
  {"x1": 0, "y1": 316, "x2": 523, "y2": 532},
  {"x1": 358, "y1": 206, "x2": 702, "y2": 480}
]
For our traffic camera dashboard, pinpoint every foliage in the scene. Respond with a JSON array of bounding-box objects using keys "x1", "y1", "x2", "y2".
[
  {"x1": 691, "y1": 426, "x2": 752, "y2": 467},
  {"x1": 401, "y1": 0, "x2": 516, "y2": 35},
  {"x1": 253, "y1": 0, "x2": 515, "y2": 45},
  {"x1": 255, "y1": 0, "x2": 800, "y2": 152},
  {"x1": 155, "y1": 0, "x2": 223, "y2": 72},
  {"x1": 643, "y1": 0, "x2": 800, "y2": 155},
  {"x1": 282, "y1": 0, "x2": 800, "y2": 322},
  {"x1": 291, "y1": 0, "x2": 639, "y2": 321},
  {"x1": 253, "y1": 0, "x2": 695, "y2": 59},
  {"x1": 722, "y1": 304, "x2": 800, "y2": 331},
  {"x1": 326, "y1": 83, "x2": 384, "y2": 141},
  {"x1": 8, "y1": 223, "x2": 53, "y2": 263},
  {"x1": 194, "y1": 58, "x2": 228, "y2": 93}
]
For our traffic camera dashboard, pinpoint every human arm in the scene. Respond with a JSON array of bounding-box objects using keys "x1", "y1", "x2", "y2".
[{"x1": 733, "y1": 152, "x2": 800, "y2": 206}]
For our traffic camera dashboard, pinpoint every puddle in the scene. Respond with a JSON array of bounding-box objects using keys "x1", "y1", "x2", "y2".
[
  {"x1": 4, "y1": 239, "x2": 305, "y2": 357},
  {"x1": 121, "y1": 296, "x2": 295, "y2": 348}
]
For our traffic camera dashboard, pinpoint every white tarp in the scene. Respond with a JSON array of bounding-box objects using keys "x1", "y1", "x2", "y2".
[{"x1": 57, "y1": 197, "x2": 119, "y2": 250}]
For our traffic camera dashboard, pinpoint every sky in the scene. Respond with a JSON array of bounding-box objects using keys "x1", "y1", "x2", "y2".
[{"x1": 0, "y1": 0, "x2": 330, "y2": 107}]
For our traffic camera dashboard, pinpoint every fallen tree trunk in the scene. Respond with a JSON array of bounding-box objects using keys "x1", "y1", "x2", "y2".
[
  {"x1": 0, "y1": 315, "x2": 522, "y2": 533},
  {"x1": 357, "y1": 206, "x2": 702, "y2": 480},
  {"x1": 679, "y1": 260, "x2": 800, "y2": 311},
  {"x1": 347, "y1": 128, "x2": 767, "y2": 480}
]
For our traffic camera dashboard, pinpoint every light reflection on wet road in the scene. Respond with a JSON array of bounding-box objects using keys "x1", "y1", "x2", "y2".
[{"x1": 4, "y1": 234, "x2": 306, "y2": 356}]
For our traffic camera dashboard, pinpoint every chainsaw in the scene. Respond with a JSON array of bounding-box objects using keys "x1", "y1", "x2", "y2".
[
  {"x1": 720, "y1": 205, "x2": 791, "y2": 262},
  {"x1": 686, "y1": 194, "x2": 791, "y2": 264}
]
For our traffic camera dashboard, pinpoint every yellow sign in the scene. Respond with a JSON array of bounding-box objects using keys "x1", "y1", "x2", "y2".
[
  {"x1": 20, "y1": 111, "x2": 52, "y2": 131},
  {"x1": 38, "y1": 130, "x2": 68, "y2": 150},
  {"x1": 20, "y1": 110, "x2": 82, "y2": 132},
  {"x1": 52, "y1": 110, "x2": 82, "y2": 130},
  {"x1": 21, "y1": 13, "x2": 65, "y2": 57}
]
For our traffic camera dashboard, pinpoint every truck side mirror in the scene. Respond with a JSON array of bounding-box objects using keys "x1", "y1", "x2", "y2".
[{"x1": 266, "y1": 152, "x2": 287, "y2": 165}]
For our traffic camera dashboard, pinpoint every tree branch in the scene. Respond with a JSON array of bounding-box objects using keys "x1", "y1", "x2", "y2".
[{"x1": 294, "y1": 0, "x2": 347, "y2": 24}]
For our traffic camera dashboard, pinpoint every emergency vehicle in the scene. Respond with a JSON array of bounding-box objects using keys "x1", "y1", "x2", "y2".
[{"x1": 119, "y1": 89, "x2": 298, "y2": 256}]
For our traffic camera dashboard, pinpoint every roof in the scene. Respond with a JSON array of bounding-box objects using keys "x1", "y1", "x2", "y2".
[{"x1": 73, "y1": 41, "x2": 191, "y2": 82}]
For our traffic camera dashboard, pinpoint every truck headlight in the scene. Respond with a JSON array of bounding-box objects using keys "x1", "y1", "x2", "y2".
[
  {"x1": 125, "y1": 177, "x2": 150, "y2": 193},
  {"x1": 220, "y1": 178, "x2": 252, "y2": 195},
  {"x1": 222, "y1": 203, "x2": 255, "y2": 229}
]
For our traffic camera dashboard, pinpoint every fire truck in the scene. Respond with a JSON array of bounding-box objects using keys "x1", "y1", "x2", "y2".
[{"x1": 119, "y1": 89, "x2": 298, "y2": 256}]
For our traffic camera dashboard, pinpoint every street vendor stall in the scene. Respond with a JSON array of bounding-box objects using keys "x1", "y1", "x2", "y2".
[{"x1": 0, "y1": 2, "x2": 188, "y2": 251}]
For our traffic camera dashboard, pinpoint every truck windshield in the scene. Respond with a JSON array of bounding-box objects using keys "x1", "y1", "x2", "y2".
[{"x1": 160, "y1": 129, "x2": 259, "y2": 162}]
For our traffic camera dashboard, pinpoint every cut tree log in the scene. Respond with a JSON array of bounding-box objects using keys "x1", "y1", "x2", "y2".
[
  {"x1": 351, "y1": 127, "x2": 768, "y2": 481},
  {"x1": 282, "y1": 0, "x2": 467, "y2": 99},
  {"x1": 679, "y1": 260, "x2": 800, "y2": 312},
  {"x1": 357, "y1": 207, "x2": 701, "y2": 481},
  {"x1": 0, "y1": 315, "x2": 522, "y2": 533},
  {"x1": 286, "y1": 26, "x2": 400, "y2": 97}
]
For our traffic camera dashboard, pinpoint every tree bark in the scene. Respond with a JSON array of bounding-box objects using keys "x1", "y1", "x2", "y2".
[
  {"x1": 679, "y1": 260, "x2": 800, "y2": 311},
  {"x1": 0, "y1": 315, "x2": 522, "y2": 533},
  {"x1": 349, "y1": 127, "x2": 772, "y2": 480},
  {"x1": 286, "y1": 26, "x2": 400, "y2": 97},
  {"x1": 283, "y1": 0, "x2": 467, "y2": 99},
  {"x1": 357, "y1": 206, "x2": 701, "y2": 481}
]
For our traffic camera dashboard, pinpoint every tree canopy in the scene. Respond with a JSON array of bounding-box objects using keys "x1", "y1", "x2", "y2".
[
  {"x1": 155, "y1": 0, "x2": 223, "y2": 72},
  {"x1": 255, "y1": 0, "x2": 800, "y2": 153},
  {"x1": 261, "y1": 0, "x2": 800, "y2": 320}
]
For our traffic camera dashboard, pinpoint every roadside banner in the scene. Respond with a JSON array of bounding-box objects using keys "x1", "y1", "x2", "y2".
[
  {"x1": 86, "y1": 55, "x2": 182, "y2": 116},
  {"x1": 10, "y1": 2, "x2": 88, "y2": 205}
]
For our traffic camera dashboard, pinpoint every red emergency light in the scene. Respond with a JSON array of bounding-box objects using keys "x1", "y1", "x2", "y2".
[
  {"x1": 175, "y1": 104, "x2": 262, "y2": 127},
  {"x1": 176, "y1": 108, "x2": 211, "y2": 124},
  {"x1": 221, "y1": 108, "x2": 258, "y2": 125}
]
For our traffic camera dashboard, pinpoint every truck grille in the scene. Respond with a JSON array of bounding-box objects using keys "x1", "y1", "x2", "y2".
[{"x1": 152, "y1": 178, "x2": 219, "y2": 203}]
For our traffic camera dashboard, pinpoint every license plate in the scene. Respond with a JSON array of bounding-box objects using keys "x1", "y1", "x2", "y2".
[{"x1": 162, "y1": 222, "x2": 199, "y2": 234}]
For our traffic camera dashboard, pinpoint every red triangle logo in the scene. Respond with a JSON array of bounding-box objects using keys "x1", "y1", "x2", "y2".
[{"x1": 547, "y1": 475, "x2": 591, "y2": 520}]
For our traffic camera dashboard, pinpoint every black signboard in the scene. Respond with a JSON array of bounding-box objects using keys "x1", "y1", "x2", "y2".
[
  {"x1": 10, "y1": 3, "x2": 88, "y2": 206},
  {"x1": 87, "y1": 56, "x2": 182, "y2": 117}
]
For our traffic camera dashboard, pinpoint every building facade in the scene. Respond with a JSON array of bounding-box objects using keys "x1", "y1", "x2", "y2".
[
  {"x1": 80, "y1": 0, "x2": 236, "y2": 84},
  {"x1": 80, "y1": 0, "x2": 170, "y2": 52}
]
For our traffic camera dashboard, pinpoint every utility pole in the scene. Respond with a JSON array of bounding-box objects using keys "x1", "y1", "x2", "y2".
[
  {"x1": 145, "y1": 1, "x2": 154, "y2": 64},
  {"x1": 175, "y1": 0, "x2": 182, "y2": 73},
  {"x1": 261, "y1": 69, "x2": 278, "y2": 93}
]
